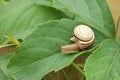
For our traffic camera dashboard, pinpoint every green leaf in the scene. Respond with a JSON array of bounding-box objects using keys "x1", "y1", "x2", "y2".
[
  {"x1": 0, "y1": 0, "x2": 4, "y2": 2},
  {"x1": 85, "y1": 39, "x2": 120, "y2": 80},
  {"x1": 116, "y1": 17, "x2": 120, "y2": 42},
  {"x1": 0, "y1": 0, "x2": 68, "y2": 44},
  {"x1": 32, "y1": 0, "x2": 53, "y2": 6},
  {"x1": 0, "y1": 54, "x2": 13, "y2": 80},
  {"x1": 6, "y1": 35, "x2": 20, "y2": 48},
  {"x1": 8, "y1": 19, "x2": 82, "y2": 80},
  {"x1": 0, "y1": 1, "x2": 7, "y2": 17},
  {"x1": 116, "y1": 37, "x2": 120, "y2": 45},
  {"x1": 8, "y1": 19, "x2": 109, "y2": 80},
  {"x1": 4, "y1": 0, "x2": 116, "y2": 80},
  {"x1": 33, "y1": 0, "x2": 115, "y2": 38},
  {"x1": 54, "y1": 0, "x2": 115, "y2": 36}
]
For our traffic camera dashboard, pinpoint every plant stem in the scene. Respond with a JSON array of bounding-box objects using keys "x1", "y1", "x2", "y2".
[
  {"x1": 77, "y1": 64, "x2": 84, "y2": 68},
  {"x1": 72, "y1": 62, "x2": 85, "y2": 75},
  {"x1": 81, "y1": 74, "x2": 85, "y2": 80},
  {"x1": 62, "y1": 70, "x2": 69, "y2": 80}
]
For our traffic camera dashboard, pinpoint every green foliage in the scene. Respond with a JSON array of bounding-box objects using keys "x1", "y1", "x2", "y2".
[
  {"x1": 7, "y1": 19, "x2": 95, "y2": 80},
  {"x1": 85, "y1": 39, "x2": 120, "y2": 80},
  {"x1": 0, "y1": 0, "x2": 119, "y2": 80},
  {"x1": 0, "y1": 54, "x2": 13, "y2": 80},
  {"x1": 0, "y1": 0, "x2": 68, "y2": 44}
]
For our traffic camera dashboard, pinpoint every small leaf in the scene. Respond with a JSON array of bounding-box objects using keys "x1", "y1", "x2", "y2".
[
  {"x1": 85, "y1": 39, "x2": 120, "y2": 80},
  {"x1": 5, "y1": 35, "x2": 20, "y2": 48}
]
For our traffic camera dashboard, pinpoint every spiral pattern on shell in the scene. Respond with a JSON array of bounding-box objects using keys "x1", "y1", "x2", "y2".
[{"x1": 73, "y1": 25, "x2": 95, "y2": 49}]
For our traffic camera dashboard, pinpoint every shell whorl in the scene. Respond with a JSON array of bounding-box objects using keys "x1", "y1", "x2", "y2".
[
  {"x1": 73, "y1": 25, "x2": 94, "y2": 41},
  {"x1": 73, "y1": 25, "x2": 95, "y2": 49}
]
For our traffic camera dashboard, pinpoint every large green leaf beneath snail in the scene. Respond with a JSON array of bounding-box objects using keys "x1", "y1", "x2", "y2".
[
  {"x1": 0, "y1": 0, "x2": 68, "y2": 44},
  {"x1": 0, "y1": 54, "x2": 13, "y2": 80},
  {"x1": 85, "y1": 39, "x2": 120, "y2": 80},
  {"x1": 7, "y1": 19, "x2": 80, "y2": 80},
  {"x1": 7, "y1": 19, "x2": 108, "y2": 80}
]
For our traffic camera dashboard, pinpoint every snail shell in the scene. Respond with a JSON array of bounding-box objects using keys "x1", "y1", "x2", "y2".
[
  {"x1": 73, "y1": 25, "x2": 95, "y2": 49},
  {"x1": 61, "y1": 25, "x2": 95, "y2": 53}
]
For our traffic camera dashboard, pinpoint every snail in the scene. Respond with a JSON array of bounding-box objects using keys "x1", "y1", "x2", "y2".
[{"x1": 61, "y1": 25, "x2": 95, "y2": 53}]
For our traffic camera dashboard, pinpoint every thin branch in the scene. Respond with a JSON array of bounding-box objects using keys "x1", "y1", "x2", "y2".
[
  {"x1": 72, "y1": 62, "x2": 85, "y2": 75},
  {"x1": 62, "y1": 70, "x2": 69, "y2": 80}
]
